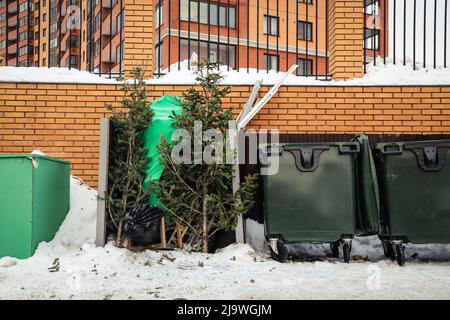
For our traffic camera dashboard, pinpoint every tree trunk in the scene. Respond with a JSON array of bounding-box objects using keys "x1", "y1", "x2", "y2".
[{"x1": 202, "y1": 191, "x2": 208, "y2": 253}]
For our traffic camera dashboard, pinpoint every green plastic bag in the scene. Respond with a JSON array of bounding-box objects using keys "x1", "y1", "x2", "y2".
[{"x1": 143, "y1": 95, "x2": 183, "y2": 206}]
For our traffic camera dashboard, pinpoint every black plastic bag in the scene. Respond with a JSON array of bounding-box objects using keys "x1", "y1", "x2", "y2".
[{"x1": 124, "y1": 204, "x2": 163, "y2": 246}]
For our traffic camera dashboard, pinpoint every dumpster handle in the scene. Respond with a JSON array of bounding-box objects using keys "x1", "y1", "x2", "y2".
[
  {"x1": 379, "y1": 144, "x2": 403, "y2": 155},
  {"x1": 284, "y1": 146, "x2": 330, "y2": 172},
  {"x1": 338, "y1": 143, "x2": 360, "y2": 154},
  {"x1": 405, "y1": 144, "x2": 450, "y2": 172}
]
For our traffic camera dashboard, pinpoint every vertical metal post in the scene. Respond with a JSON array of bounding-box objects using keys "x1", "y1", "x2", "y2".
[
  {"x1": 413, "y1": 0, "x2": 416, "y2": 70},
  {"x1": 237, "y1": 0, "x2": 240, "y2": 70},
  {"x1": 383, "y1": 0, "x2": 386, "y2": 64},
  {"x1": 266, "y1": 0, "x2": 269, "y2": 73},
  {"x1": 305, "y1": 0, "x2": 309, "y2": 76},
  {"x1": 99, "y1": 0, "x2": 103, "y2": 76},
  {"x1": 373, "y1": 0, "x2": 376, "y2": 66},
  {"x1": 402, "y1": 0, "x2": 406, "y2": 65},
  {"x1": 109, "y1": 0, "x2": 112, "y2": 77},
  {"x1": 276, "y1": 0, "x2": 279, "y2": 72},
  {"x1": 188, "y1": 0, "x2": 191, "y2": 69},
  {"x1": 227, "y1": 0, "x2": 230, "y2": 70},
  {"x1": 48, "y1": 0, "x2": 51, "y2": 67},
  {"x1": 424, "y1": 0, "x2": 427, "y2": 68},
  {"x1": 198, "y1": 0, "x2": 200, "y2": 64},
  {"x1": 326, "y1": 0, "x2": 329, "y2": 78},
  {"x1": 217, "y1": 0, "x2": 219, "y2": 69},
  {"x1": 178, "y1": 0, "x2": 181, "y2": 70},
  {"x1": 256, "y1": 0, "x2": 259, "y2": 71},
  {"x1": 285, "y1": 0, "x2": 288, "y2": 72},
  {"x1": 315, "y1": 0, "x2": 318, "y2": 78},
  {"x1": 445, "y1": 0, "x2": 448, "y2": 68},
  {"x1": 434, "y1": 0, "x2": 437, "y2": 68},
  {"x1": 208, "y1": 0, "x2": 211, "y2": 63},
  {"x1": 296, "y1": 0, "x2": 298, "y2": 72},
  {"x1": 247, "y1": 0, "x2": 249, "y2": 72},
  {"x1": 16, "y1": 0, "x2": 19, "y2": 66},
  {"x1": 58, "y1": 0, "x2": 61, "y2": 67},
  {"x1": 96, "y1": 118, "x2": 110, "y2": 248},
  {"x1": 119, "y1": 0, "x2": 123, "y2": 75},
  {"x1": 168, "y1": 0, "x2": 171, "y2": 72},
  {"x1": 393, "y1": 0, "x2": 396, "y2": 64},
  {"x1": 158, "y1": 1, "x2": 162, "y2": 75},
  {"x1": 364, "y1": 0, "x2": 367, "y2": 73}
]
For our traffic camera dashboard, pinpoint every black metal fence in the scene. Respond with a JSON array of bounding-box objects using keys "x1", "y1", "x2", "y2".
[
  {"x1": 364, "y1": 0, "x2": 450, "y2": 72},
  {"x1": 154, "y1": 0, "x2": 331, "y2": 80}
]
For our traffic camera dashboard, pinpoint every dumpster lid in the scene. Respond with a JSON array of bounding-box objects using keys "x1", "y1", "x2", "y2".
[{"x1": 0, "y1": 154, "x2": 70, "y2": 165}]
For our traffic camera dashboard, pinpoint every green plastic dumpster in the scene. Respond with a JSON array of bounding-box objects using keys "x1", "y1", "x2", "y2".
[
  {"x1": 376, "y1": 140, "x2": 450, "y2": 265},
  {"x1": 142, "y1": 95, "x2": 183, "y2": 206},
  {"x1": 353, "y1": 134, "x2": 380, "y2": 236},
  {"x1": 259, "y1": 142, "x2": 360, "y2": 263},
  {"x1": 0, "y1": 154, "x2": 70, "y2": 259}
]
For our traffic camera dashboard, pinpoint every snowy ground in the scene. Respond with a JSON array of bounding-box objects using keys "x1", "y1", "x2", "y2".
[{"x1": 1, "y1": 177, "x2": 450, "y2": 300}]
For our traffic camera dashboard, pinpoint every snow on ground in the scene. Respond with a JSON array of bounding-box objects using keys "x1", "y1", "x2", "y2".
[
  {"x1": 1, "y1": 177, "x2": 450, "y2": 300},
  {"x1": 0, "y1": 67, "x2": 118, "y2": 84},
  {"x1": 2, "y1": 57, "x2": 450, "y2": 86}
]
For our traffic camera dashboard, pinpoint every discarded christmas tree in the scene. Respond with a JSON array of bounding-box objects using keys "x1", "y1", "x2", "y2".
[
  {"x1": 155, "y1": 61, "x2": 258, "y2": 253},
  {"x1": 106, "y1": 67, "x2": 153, "y2": 245}
]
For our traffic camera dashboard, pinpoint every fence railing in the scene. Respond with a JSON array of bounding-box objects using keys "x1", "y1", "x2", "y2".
[
  {"x1": 364, "y1": 0, "x2": 450, "y2": 72},
  {"x1": 154, "y1": 0, "x2": 331, "y2": 80}
]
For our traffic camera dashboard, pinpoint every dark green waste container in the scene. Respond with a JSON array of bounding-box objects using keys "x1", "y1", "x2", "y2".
[
  {"x1": 0, "y1": 154, "x2": 70, "y2": 259},
  {"x1": 376, "y1": 140, "x2": 450, "y2": 265},
  {"x1": 259, "y1": 142, "x2": 360, "y2": 262}
]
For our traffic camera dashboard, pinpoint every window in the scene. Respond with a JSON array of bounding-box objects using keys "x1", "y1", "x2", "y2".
[
  {"x1": 43, "y1": 43, "x2": 47, "y2": 52},
  {"x1": 298, "y1": 0, "x2": 313, "y2": 3},
  {"x1": 179, "y1": 39, "x2": 236, "y2": 69},
  {"x1": 155, "y1": 3, "x2": 163, "y2": 28},
  {"x1": 116, "y1": 41, "x2": 124, "y2": 64},
  {"x1": 35, "y1": 31, "x2": 39, "y2": 40},
  {"x1": 43, "y1": 14, "x2": 47, "y2": 22},
  {"x1": 297, "y1": 21, "x2": 312, "y2": 41},
  {"x1": 19, "y1": 2, "x2": 29, "y2": 12},
  {"x1": 43, "y1": 0, "x2": 46, "y2": 6},
  {"x1": 35, "y1": 17, "x2": 39, "y2": 25},
  {"x1": 364, "y1": 28, "x2": 379, "y2": 50},
  {"x1": 50, "y1": 23, "x2": 57, "y2": 34},
  {"x1": 264, "y1": 16, "x2": 279, "y2": 36},
  {"x1": 264, "y1": 54, "x2": 279, "y2": 71},
  {"x1": 0, "y1": 13, "x2": 5, "y2": 22},
  {"x1": 155, "y1": 42, "x2": 164, "y2": 71},
  {"x1": 19, "y1": 46, "x2": 31, "y2": 56},
  {"x1": 0, "y1": 40, "x2": 5, "y2": 49},
  {"x1": 43, "y1": 28, "x2": 47, "y2": 37},
  {"x1": 297, "y1": 58, "x2": 313, "y2": 76},
  {"x1": 0, "y1": 27, "x2": 5, "y2": 35},
  {"x1": 0, "y1": 0, "x2": 5, "y2": 8},
  {"x1": 35, "y1": 46, "x2": 39, "y2": 54},
  {"x1": 43, "y1": 58, "x2": 46, "y2": 66},
  {"x1": 180, "y1": 0, "x2": 235, "y2": 28},
  {"x1": 50, "y1": 38, "x2": 58, "y2": 49},
  {"x1": 19, "y1": 31, "x2": 28, "y2": 41},
  {"x1": 70, "y1": 55, "x2": 79, "y2": 68},
  {"x1": 116, "y1": 11, "x2": 124, "y2": 34}
]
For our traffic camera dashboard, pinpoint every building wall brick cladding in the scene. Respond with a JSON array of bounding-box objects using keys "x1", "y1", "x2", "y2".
[
  {"x1": 328, "y1": 0, "x2": 364, "y2": 81},
  {"x1": 124, "y1": 0, "x2": 154, "y2": 79},
  {"x1": 1, "y1": 82, "x2": 450, "y2": 187}
]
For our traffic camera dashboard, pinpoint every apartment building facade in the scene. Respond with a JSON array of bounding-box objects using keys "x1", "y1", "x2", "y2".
[
  {"x1": 153, "y1": 0, "x2": 386, "y2": 77},
  {"x1": 1, "y1": 0, "x2": 386, "y2": 78}
]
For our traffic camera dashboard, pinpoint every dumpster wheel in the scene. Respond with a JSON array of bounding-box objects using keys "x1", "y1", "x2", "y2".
[
  {"x1": 343, "y1": 242, "x2": 351, "y2": 263},
  {"x1": 383, "y1": 241, "x2": 396, "y2": 261},
  {"x1": 269, "y1": 239, "x2": 288, "y2": 263},
  {"x1": 395, "y1": 244, "x2": 406, "y2": 266},
  {"x1": 330, "y1": 241, "x2": 340, "y2": 258}
]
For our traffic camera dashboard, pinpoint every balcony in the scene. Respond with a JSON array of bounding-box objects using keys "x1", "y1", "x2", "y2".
[
  {"x1": 8, "y1": 15, "x2": 17, "y2": 27},
  {"x1": 101, "y1": 42, "x2": 116, "y2": 63},
  {"x1": 7, "y1": 1, "x2": 17, "y2": 13},
  {"x1": 7, "y1": 29, "x2": 17, "y2": 40},
  {"x1": 7, "y1": 42, "x2": 17, "y2": 54}
]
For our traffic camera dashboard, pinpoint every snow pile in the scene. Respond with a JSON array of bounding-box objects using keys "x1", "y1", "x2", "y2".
[{"x1": 0, "y1": 67, "x2": 118, "y2": 84}]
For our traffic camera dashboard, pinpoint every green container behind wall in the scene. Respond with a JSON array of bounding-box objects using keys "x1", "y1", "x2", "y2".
[
  {"x1": 142, "y1": 95, "x2": 183, "y2": 206},
  {"x1": 376, "y1": 140, "x2": 450, "y2": 244},
  {"x1": 0, "y1": 155, "x2": 70, "y2": 259}
]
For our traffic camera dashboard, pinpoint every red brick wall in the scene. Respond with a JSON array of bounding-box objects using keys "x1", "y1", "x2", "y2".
[{"x1": 1, "y1": 82, "x2": 450, "y2": 187}]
